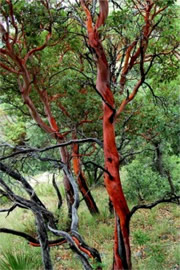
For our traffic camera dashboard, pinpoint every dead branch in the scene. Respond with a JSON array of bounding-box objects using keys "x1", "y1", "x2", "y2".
[
  {"x1": 129, "y1": 194, "x2": 180, "y2": 219},
  {"x1": 52, "y1": 174, "x2": 62, "y2": 209},
  {"x1": 0, "y1": 138, "x2": 103, "y2": 161}
]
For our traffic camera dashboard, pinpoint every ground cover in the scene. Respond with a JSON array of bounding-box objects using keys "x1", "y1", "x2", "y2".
[{"x1": 0, "y1": 185, "x2": 179, "y2": 270}]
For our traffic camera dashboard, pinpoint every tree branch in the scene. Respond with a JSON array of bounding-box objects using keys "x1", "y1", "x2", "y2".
[
  {"x1": 0, "y1": 138, "x2": 103, "y2": 161},
  {"x1": 84, "y1": 161, "x2": 113, "y2": 180},
  {"x1": 129, "y1": 194, "x2": 180, "y2": 219},
  {"x1": 52, "y1": 174, "x2": 62, "y2": 209}
]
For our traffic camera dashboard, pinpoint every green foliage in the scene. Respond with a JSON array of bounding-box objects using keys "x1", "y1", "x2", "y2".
[
  {"x1": 146, "y1": 244, "x2": 165, "y2": 266},
  {"x1": 2, "y1": 119, "x2": 26, "y2": 145},
  {"x1": 35, "y1": 182, "x2": 56, "y2": 197},
  {"x1": 133, "y1": 230, "x2": 150, "y2": 245},
  {"x1": 0, "y1": 196, "x2": 9, "y2": 205},
  {"x1": 155, "y1": 0, "x2": 176, "y2": 7},
  {"x1": 122, "y1": 158, "x2": 168, "y2": 203},
  {"x1": 174, "y1": 245, "x2": 180, "y2": 264},
  {"x1": 22, "y1": 217, "x2": 37, "y2": 236},
  {"x1": 0, "y1": 250, "x2": 40, "y2": 270},
  {"x1": 0, "y1": 187, "x2": 179, "y2": 270},
  {"x1": 91, "y1": 261, "x2": 106, "y2": 269},
  {"x1": 163, "y1": 155, "x2": 180, "y2": 190}
]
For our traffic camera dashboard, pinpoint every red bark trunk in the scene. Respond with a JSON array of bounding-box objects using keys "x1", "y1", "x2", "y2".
[
  {"x1": 72, "y1": 141, "x2": 99, "y2": 215},
  {"x1": 103, "y1": 98, "x2": 131, "y2": 270},
  {"x1": 81, "y1": 0, "x2": 131, "y2": 268}
]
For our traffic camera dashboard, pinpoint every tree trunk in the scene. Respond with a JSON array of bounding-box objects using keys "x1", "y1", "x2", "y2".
[
  {"x1": 153, "y1": 141, "x2": 164, "y2": 176},
  {"x1": 60, "y1": 146, "x2": 74, "y2": 220},
  {"x1": 165, "y1": 170, "x2": 175, "y2": 194},
  {"x1": 80, "y1": 0, "x2": 132, "y2": 266},
  {"x1": 109, "y1": 198, "x2": 114, "y2": 215},
  {"x1": 103, "y1": 103, "x2": 131, "y2": 269},
  {"x1": 72, "y1": 142, "x2": 99, "y2": 215},
  {"x1": 153, "y1": 142, "x2": 176, "y2": 194}
]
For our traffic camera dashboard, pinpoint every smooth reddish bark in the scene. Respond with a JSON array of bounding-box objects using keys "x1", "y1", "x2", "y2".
[
  {"x1": 81, "y1": 0, "x2": 131, "y2": 268},
  {"x1": 72, "y1": 140, "x2": 99, "y2": 215},
  {"x1": 103, "y1": 103, "x2": 131, "y2": 269},
  {"x1": 81, "y1": 1, "x2": 162, "y2": 267}
]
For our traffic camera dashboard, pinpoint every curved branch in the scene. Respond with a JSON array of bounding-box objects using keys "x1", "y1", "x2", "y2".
[
  {"x1": 0, "y1": 162, "x2": 45, "y2": 207},
  {"x1": 0, "y1": 228, "x2": 40, "y2": 244},
  {"x1": 52, "y1": 174, "x2": 62, "y2": 209},
  {"x1": 84, "y1": 161, "x2": 113, "y2": 180},
  {"x1": 0, "y1": 203, "x2": 27, "y2": 216},
  {"x1": 96, "y1": 0, "x2": 108, "y2": 29},
  {"x1": 0, "y1": 138, "x2": 103, "y2": 161},
  {"x1": 129, "y1": 194, "x2": 180, "y2": 219},
  {"x1": 0, "y1": 228, "x2": 66, "y2": 247},
  {"x1": 24, "y1": 32, "x2": 52, "y2": 64},
  {"x1": 48, "y1": 226, "x2": 93, "y2": 270}
]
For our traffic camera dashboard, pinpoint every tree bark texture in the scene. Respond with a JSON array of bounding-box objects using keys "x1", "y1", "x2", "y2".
[
  {"x1": 59, "y1": 146, "x2": 74, "y2": 219},
  {"x1": 72, "y1": 141, "x2": 99, "y2": 215},
  {"x1": 81, "y1": 0, "x2": 131, "y2": 268},
  {"x1": 35, "y1": 213, "x2": 53, "y2": 270}
]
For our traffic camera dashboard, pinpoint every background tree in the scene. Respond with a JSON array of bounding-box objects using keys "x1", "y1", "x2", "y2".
[{"x1": 0, "y1": 0, "x2": 101, "y2": 217}]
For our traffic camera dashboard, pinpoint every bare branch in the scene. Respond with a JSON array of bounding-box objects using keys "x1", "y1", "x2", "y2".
[
  {"x1": 0, "y1": 138, "x2": 103, "y2": 161},
  {"x1": 129, "y1": 194, "x2": 180, "y2": 219},
  {"x1": 84, "y1": 161, "x2": 113, "y2": 180},
  {"x1": 52, "y1": 174, "x2": 62, "y2": 209},
  {"x1": 0, "y1": 204, "x2": 27, "y2": 217}
]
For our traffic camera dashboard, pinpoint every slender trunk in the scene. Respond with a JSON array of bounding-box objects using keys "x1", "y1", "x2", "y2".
[
  {"x1": 153, "y1": 142, "x2": 176, "y2": 194},
  {"x1": 103, "y1": 104, "x2": 131, "y2": 269},
  {"x1": 60, "y1": 147, "x2": 74, "y2": 220},
  {"x1": 109, "y1": 198, "x2": 114, "y2": 215},
  {"x1": 165, "y1": 170, "x2": 176, "y2": 194},
  {"x1": 154, "y1": 141, "x2": 164, "y2": 176},
  {"x1": 114, "y1": 215, "x2": 129, "y2": 270},
  {"x1": 80, "y1": 0, "x2": 132, "y2": 264},
  {"x1": 72, "y1": 142, "x2": 99, "y2": 215}
]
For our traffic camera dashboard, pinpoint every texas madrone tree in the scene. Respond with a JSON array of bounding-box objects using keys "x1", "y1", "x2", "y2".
[{"x1": 0, "y1": 0, "x2": 179, "y2": 269}]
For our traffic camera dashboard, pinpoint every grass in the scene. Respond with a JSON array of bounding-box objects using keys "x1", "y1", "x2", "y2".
[
  {"x1": 0, "y1": 184, "x2": 179, "y2": 270},
  {"x1": 0, "y1": 250, "x2": 41, "y2": 270}
]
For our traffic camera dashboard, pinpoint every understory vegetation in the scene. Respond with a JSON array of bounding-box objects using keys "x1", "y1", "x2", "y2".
[{"x1": 0, "y1": 184, "x2": 179, "y2": 270}]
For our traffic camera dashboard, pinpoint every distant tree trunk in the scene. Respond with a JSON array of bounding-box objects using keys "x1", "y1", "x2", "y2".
[
  {"x1": 153, "y1": 141, "x2": 176, "y2": 194},
  {"x1": 72, "y1": 140, "x2": 99, "y2": 215},
  {"x1": 165, "y1": 170, "x2": 176, "y2": 194},
  {"x1": 109, "y1": 198, "x2": 114, "y2": 215},
  {"x1": 59, "y1": 146, "x2": 74, "y2": 219},
  {"x1": 153, "y1": 141, "x2": 164, "y2": 176}
]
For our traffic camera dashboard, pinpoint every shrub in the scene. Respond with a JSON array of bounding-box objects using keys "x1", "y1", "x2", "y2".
[{"x1": 122, "y1": 158, "x2": 169, "y2": 203}]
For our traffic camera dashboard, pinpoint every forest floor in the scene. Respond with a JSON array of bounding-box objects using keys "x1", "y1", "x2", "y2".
[{"x1": 0, "y1": 184, "x2": 179, "y2": 270}]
